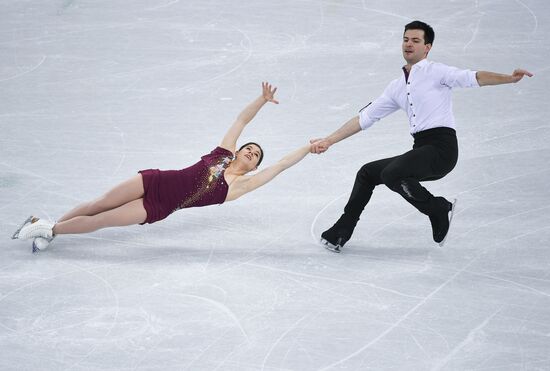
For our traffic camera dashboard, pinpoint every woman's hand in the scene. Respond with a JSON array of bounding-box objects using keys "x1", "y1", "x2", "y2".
[
  {"x1": 262, "y1": 82, "x2": 279, "y2": 104},
  {"x1": 220, "y1": 82, "x2": 280, "y2": 153},
  {"x1": 309, "y1": 138, "x2": 331, "y2": 154}
]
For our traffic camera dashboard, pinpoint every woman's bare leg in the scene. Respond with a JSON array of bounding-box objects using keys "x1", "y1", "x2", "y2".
[
  {"x1": 53, "y1": 199, "x2": 147, "y2": 235},
  {"x1": 58, "y1": 175, "x2": 145, "y2": 222}
]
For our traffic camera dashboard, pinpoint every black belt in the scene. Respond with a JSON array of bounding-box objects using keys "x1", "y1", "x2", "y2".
[{"x1": 413, "y1": 127, "x2": 456, "y2": 139}]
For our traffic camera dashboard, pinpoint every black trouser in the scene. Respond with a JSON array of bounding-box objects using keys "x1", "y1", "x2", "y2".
[{"x1": 343, "y1": 127, "x2": 458, "y2": 221}]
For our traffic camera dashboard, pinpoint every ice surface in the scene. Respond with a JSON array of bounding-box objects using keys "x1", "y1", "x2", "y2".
[{"x1": 1, "y1": 0, "x2": 549, "y2": 370}]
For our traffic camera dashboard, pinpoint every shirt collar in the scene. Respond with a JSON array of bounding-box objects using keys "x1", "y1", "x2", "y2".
[
  {"x1": 412, "y1": 58, "x2": 429, "y2": 70},
  {"x1": 403, "y1": 58, "x2": 429, "y2": 71}
]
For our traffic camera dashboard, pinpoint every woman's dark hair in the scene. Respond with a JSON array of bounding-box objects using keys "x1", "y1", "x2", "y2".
[
  {"x1": 404, "y1": 20, "x2": 435, "y2": 45},
  {"x1": 238, "y1": 142, "x2": 264, "y2": 167}
]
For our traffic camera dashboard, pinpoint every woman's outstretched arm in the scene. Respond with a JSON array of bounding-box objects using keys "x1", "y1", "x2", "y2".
[
  {"x1": 226, "y1": 144, "x2": 311, "y2": 201},
  {"x1": 220, "y1": 82, "x2": 279, "y2": 153}
]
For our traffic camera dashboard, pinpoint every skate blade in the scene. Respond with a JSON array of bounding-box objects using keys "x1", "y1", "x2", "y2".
[
  {"x1": 439, "y1": 198, "x2": 457, "y2": 247},
  {"x1": 11, "y1": 216, "x2": 34, "y2": 239},
  {"x1": 321, "y1": 238, "x2": 341, "y2": 253},
  {"x1": 32, "y1": 236, "x2": 54, "y2": 254},
  {"x1": 32, "y1": 240, "x2": 40, "y2": 254}
]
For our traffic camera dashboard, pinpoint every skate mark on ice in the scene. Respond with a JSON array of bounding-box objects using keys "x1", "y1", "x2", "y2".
[
  {"x1": 145, "y1": 0, "x2": 181, "y2": 11},
  {"x1": 453, "y1": 204, "x2": 550, "y2": 242},
  {"x1": 284, "y1": 274, "x2": 375, "y2": 308},
  {"x1": 409, "y1": 331, "x2": 430, "y2": 359},
  {"x1": 171, "y1": 26, "x2": 252, "y2": 94},
  {"x1": 318, "y1": 258, "x2": 479, "y2": 370},
  {"x1": 319, "y1": 202, "x2": 550, "y2": 368},
  {"x1": 176, "y1": 293, "x2": 250, "y2": 343},
  {"x1": 471, "y1": 269, "x2": 550, "y2": 298},
  {"x1": 183, "y1": 328, "x2": 235, "y2": 371},
  {"x1": 202, "y1": 240, "x2": 217, "y2": 273},
  {"x1": 261, "y1": 313, "x2": 312, "y2": 371},
  {"x1": 211, "y1": 338, "x2": 251, "y2": 371},
  {"x1": 515, "y1": 0, "x2": 538, "y2": 35},
  {"x1": 281, "y1": 321, "x2": 315, "y2": 368},
  {"x1": 0, "y1": 262, "x2": 119, "y2": 340},
  {"x1": 462, "y1": 224, "x2": 550, "y2": 298},
  {"x1": 431, "y1": 308, "x2": 501, "y2": 371},
  {"x1": 193, "y1": 224, "x2": 295, "y2": 282},
  {"x1": 455, "y1": 168, "x2": 549, "y2": 198},
  {"x1": 361, "y1": 1, "x2": 410, "y2": 21},
  {"x1": 0, "y1": 56, "x2": 47, "y2": 83},
  {"x1": 301, "y1": 0, "x2": 326, "y2": 44},
  {"x1": 110, "y1": 126, "x2": 126, "y2": 176},
  {"x1": 0, "y1": 161, "x2": 62, "y2": 186},
  {"x1": 463, "y1": 15, "x2": 483, "y2": 52},
  {"x1": 310, "y1": 192, "x2": 347, "y2": 244},
  {"x1": 60, "y1": 262, "x2": 120, "y2": 370},
  {"x1": 368, "y1": 209, "x2": 418, "y2": 239},
  {"x1": 479, "y1": 125, "x2": 550, "y2": 144},
  {"x1": 0, "y1": 189, "x2": 37, "y2": 213},
  {"x1": 245, "y1": 262, "x2": 423, "y2": 300}
]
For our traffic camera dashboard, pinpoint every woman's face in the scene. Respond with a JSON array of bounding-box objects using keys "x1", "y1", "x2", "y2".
[{"x1": 236, "y1": 144, "x2": 262, "y2": 172}]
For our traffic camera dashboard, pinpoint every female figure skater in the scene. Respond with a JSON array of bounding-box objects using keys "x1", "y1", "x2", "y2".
[{"x1": 13, "y1": 82, "x2": 311, "y2": 252}]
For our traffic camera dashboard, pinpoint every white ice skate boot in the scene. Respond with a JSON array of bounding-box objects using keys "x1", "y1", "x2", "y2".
[
  {"x1": 11, "y1": 216, "x2": 35, "y2": 239},
  {"x1": 17, "y1": 218, "x2": 55, "y2": 240},
  {"x1": 32, "y1": 236, "x2": 56, "y2": 253}
]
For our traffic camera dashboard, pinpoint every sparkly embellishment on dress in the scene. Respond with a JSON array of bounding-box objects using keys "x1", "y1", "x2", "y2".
[
  {"x1": 175, "y1": 154, "x2": 233, "y2": 211},
  {"x1": 208, "y1": 156, "x2": 232, "y2": 186}
]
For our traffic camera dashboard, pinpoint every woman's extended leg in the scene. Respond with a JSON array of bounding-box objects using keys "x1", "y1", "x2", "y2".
[
  {"x1": 53, "y1": 199, "x2": 147, "y2": 235},
  {"x1": 58, "y1": 175, "x2": 145, "y2": 222}
]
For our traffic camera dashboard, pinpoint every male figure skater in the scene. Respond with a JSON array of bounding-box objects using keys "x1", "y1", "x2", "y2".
[{"x1": 311, "y1": 20, "x2": 533, "y2": 252}]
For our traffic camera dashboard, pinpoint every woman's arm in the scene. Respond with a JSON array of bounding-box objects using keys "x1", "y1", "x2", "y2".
[
  {"x1": 220, "y1": 82, "x2": 279, "y2": 152},
  {"x1": 476, "y1": 69, "x2": 533, "y2": 86},
  {"x1": 226, "y1": 144, "x2": 311, "y2": 201}
]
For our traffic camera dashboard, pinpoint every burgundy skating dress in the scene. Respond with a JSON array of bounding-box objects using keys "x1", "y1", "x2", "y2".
[{"x1": 139, "y1": 147, "x2": 233, "y2": 224}]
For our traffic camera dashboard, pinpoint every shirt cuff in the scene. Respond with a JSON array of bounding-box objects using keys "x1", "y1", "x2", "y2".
[
  {"x1": 470, "y1": 70, "x2": 480, "y2": 87},
  {"x1": 359, "y1": 108, "x2": 375, "y2": 130}
]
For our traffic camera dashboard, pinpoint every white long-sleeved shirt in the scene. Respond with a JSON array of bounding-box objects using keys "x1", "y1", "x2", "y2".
[{"x1": 359, "y1": 59, "x2": 480, "y2": 134}]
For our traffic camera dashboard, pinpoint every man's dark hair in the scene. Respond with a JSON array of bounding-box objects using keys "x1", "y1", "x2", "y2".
[
  {"x1": 239, "y1": 142, "x2": 264, "y2": 167},
  {"x1": 404, "y1": 20, "x2": 435, "y2": 45}
]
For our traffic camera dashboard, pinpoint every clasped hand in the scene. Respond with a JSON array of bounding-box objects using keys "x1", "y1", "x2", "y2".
[{"x1": 309, "y1": 138, "x2": 330, "y2": 154}]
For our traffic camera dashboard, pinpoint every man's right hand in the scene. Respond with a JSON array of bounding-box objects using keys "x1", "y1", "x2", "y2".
[{"x1": 310, "y1": 138, "x2": 331, "y2": 154}]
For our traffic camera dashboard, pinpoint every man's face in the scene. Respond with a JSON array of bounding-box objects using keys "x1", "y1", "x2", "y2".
[{"x1": 402, "y1": 29, "x2": 431, "y2": 65}]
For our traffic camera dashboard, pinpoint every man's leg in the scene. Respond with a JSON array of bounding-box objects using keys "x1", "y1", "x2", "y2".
[
  {"x1": 379, "y1": 145, "x2": 456, "y2": 243},
  {"x1": 321, "y1": 156, "x2": 397, "y2": 250}
]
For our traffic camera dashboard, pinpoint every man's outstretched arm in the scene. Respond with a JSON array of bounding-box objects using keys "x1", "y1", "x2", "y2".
[
  {"x1": 476, "y1": 68, "x2": 533, "y2": 86},
  {"x1": 310, "y1": 116, "x2": 361, "y2": 154}
]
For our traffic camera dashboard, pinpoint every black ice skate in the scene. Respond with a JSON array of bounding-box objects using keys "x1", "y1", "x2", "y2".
[
  {"x1": 430, "y1": 197, "x2": 457, "y2": 247},
  {"x1": 320, "y1": 216, "x2": 357, "y2": 253}
]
